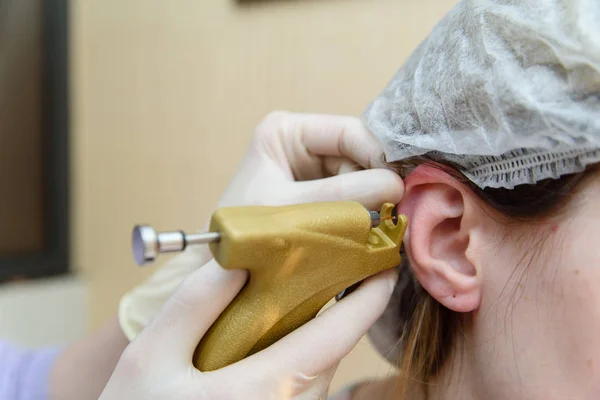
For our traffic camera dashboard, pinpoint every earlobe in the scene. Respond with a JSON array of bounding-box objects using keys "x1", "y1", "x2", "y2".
[{"x1": 399, "y1": 165, "x2": 482, "y2": 313}]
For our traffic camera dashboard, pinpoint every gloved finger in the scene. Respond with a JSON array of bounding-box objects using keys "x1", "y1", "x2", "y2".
[
  {"x1": 292, "y1": 168, "x2": 404, "y2": 210},
  {"x1": 323, "y1": 156, "x2": 362, "y2": 176},
  {"x1": 236, "y1": 268, "x2": 398, "y2": 379},
  {"x1": 133, "y1": 259, "x2": 247, "y2": 366},
  {"x1": 286, "y1": 113, "x2": 384, "y2": 169},
  {"x1": 216, "y1": 356, "x2": 340, "y2": 398},
  {"x1": 119, "y1": 246, "x2": 213, "y2": 340},
  {"x1": 278, "y1": 364, "x2": 338, "y2": 400},
  {"x1": 254, "y1": 112, "x2": 385, "y2": 181},
  {"x1": 307, "y1": 363, "x2": 340, "y2": 396}
]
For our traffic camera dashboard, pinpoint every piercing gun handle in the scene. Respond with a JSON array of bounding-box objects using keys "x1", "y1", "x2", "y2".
[{"x1": 131, "y1": 200, "x2": 407, "y2": 372}]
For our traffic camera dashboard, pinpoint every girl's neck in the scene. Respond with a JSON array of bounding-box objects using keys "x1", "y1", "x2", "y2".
[
  {"x1": 351, "y1": 373, "x2": 479, "y2": 400},
  {"x1": 352, "y1": 341, "x2": 482, "y2": 400}
]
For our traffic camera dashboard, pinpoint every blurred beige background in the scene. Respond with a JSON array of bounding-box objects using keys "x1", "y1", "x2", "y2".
[{"x1": 68, "y1": 0, "x2": 458, "y2": 391}]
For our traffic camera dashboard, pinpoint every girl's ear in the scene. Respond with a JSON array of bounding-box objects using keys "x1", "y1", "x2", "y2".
[{"x1": 399, "y1": 165, "x2": 484, "y2": 312}]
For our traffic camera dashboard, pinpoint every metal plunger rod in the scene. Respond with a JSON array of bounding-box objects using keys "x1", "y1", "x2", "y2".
[
  {"x1": 132, "y1": 208, "x2": 397, "y2": 266},
  {"x1": 185, "y1": 232, "x2": 222, "y2": 246},
  {"x1": 132, "y1": 225, "x2": 220, "y2": 266}
]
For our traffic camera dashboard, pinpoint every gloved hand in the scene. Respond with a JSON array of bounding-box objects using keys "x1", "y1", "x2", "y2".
[
  {"x1": 101, "y1": 258, "x2": 398, "y2": 400},
  {"x1": 118, "y1": 110, "x2": 404, "y2": 343}
]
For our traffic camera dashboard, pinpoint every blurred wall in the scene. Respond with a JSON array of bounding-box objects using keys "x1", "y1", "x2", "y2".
[{"x1": 70, "y1": 0, "x2": 456, "y2": 390}]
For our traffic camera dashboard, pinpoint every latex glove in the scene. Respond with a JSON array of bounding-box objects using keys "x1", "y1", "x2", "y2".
[
  {"x1": 100, "y1": 258, "x2": 399, "y2": 400},
  {"x1": 118, "y1": 111, "x2": 404, "y2": 341}
]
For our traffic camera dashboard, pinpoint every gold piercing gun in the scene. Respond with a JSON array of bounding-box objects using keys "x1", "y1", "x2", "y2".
[{"x1": 131, "y1": 200, "x2": 407, "y2": 372}]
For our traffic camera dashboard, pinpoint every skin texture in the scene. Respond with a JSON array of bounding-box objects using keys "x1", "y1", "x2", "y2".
[{"x1": 360, "y1": 166, "x2": 600, "y2": 400}]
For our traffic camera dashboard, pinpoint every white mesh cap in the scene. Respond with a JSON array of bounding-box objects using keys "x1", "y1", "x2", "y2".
[{"x1": 363, "y1": 0, "x2": 600, "y2": 189}]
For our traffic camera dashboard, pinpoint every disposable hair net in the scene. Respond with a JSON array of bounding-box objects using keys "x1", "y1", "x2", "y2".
[{"x1": 363, "y1": 0, "x2": 600, "y2": 189}]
